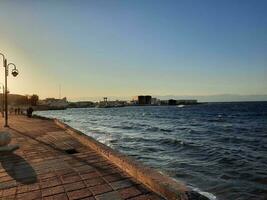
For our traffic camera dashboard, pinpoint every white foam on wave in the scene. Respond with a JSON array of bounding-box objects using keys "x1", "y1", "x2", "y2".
[
  {"x1": 167, "y1": 177, "x2": 216, "y2": 200},
  {"x1": 97, "y1": 133, "x2": 114, "y2": 147},
  {"x1": 190, "y1": 186, "x2": 217, "y2": 200}
]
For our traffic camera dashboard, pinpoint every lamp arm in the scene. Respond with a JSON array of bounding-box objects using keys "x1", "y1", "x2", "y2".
[
  {"x1": 7, "y1": 63, "x2": 17, "y2": 70},
  {"x1": 0, "y1": 53, "x2": 5, "y2": 58}
]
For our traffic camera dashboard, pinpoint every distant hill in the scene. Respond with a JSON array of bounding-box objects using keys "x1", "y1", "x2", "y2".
[{"x1": 0, "y1": 94, "x2": 29, "y2": 107}]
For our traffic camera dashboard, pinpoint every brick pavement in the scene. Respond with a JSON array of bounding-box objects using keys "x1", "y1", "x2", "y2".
[{"x1": 0, "y1": 116, "x2": 164, "y2": 200}]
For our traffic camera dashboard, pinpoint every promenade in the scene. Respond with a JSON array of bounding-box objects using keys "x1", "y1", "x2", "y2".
[{"x1": 0, "y1": 116, "x2": 163, "y2": 200}]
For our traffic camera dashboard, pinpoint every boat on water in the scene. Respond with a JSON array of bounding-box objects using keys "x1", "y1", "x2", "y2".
[{"x1": 177, "y1": 104, "x2": 185, "y2": 108}]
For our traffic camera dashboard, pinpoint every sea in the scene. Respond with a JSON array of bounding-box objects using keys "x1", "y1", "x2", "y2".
[{"x1": 35, "y1": 102, "x2": 267, "y2": 200}]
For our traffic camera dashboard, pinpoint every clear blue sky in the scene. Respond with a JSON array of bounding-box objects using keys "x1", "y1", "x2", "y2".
[{"x1": 0, "y1": 0, "x2": 266, "y2": 100}]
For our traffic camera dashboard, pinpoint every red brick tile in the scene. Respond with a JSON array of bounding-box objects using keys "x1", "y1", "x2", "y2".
[
  {"x1": 40, "y1": 177, "x2": 61, "y2": 188},
  {"x1": 95, "y1": 191, "x2": 122, "y2": 200},
  {"x1": 27, "y1": 183, "x2": 40, "y2": 192},
  {"x1": 39, "y1": 172, "x2": 56, "y2": 180},
  {"x1": 17, "y1": 190, "x2": 42, "y2": 200},
  {"x1": 2, "y1": 187, "x2": 16, "y2": 197},
  {"x1": 103, "y1": 173, "x2": 127, "y2": 182},
  {"x1": 90, "y1": 184, "x2": 113, "y2": 196},
  {"x1": 17, "y1": 183, "x2": 40, "y2": 194},
  {"x1": 99, "y1": 168, "x2": 119, "y2": 176},
  {"x1": 43, "y1": 193, "x2": 68, "y2": 200},
  {"x1": 110, "y1": 179, "x2": 134, "y2": 190},
  {"x1": 80, "y1": 197, "x2": 96, "y2": 200},
  {"x1": 118, "y1": 186, "x2": 142, "y2": 199},
  {"x1": 84, "y1": 177, "x2": 106, "y2": 187},
  {"x1": 74, "y1": 165, "x2": 94, "y2": 173},
  {"x1": 0, "y1": 175, "x2": 13, "y2": 182},
  {"x1": 80, "y1": 171, "x2": 100, "y2": 180},
  {"x1": 42, "y1": 185, "x2": 64, "y2": 197},
  {"x1": 43, "y1": 196, "x2": 53, "y2": 200},
  {"x1": 0, "y1": 172, "x2": 7, "y2": 178},
  {"x1": 64, "y1": 181, "x2": 86, "y2": 192},
  {"x1": 17, "y1": 185, "x2": 28, "y2": 194},
  {"x1": 67, "y1": 188, "x2": 92, "y2": 200},
  {"x1": 61, "y1": 174, "x2": 81, "y2": 184},
  {"x1": 55, "y1": 168, "x2": 75, "y2": 176},
  {"x1": 1, "y1": 195, "x2": 15, "y2": 200}
]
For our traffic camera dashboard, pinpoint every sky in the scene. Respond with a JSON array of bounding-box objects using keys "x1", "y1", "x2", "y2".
[{"x1": 0, "y1": 0, "x2": 266, "y2": 101}]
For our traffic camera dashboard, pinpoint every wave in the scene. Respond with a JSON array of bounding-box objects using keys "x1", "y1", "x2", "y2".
[
  {"x1": 207, "y1": 118, "x2": 227, "y2": 122},
  {"x1": 35, "y1": 102, "x2": 267, "y2": 200},
  {"x1": 190, "y1": 186, "x2": 217, "y2": 200},
  {"x1": 158, "y1": 138, "x2": 204, "y2": 150},
  {"x1": 145, "y1": 127, "x2": 173, "y2": 132},
  {"x1": 111, "y1": 125, "x2": 136, "y2": 130},
  {"x1": 112, "y1": 124, "x2": 173, "y2": 133},
  {"x1": 159, "y1": 138, "x2": 184, "y2": 146}
]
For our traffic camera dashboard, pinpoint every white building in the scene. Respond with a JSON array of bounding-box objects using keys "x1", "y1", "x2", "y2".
[
  {"x1": 151, "y1": 98, "x2": 160, "y2": 105},
  {"x1": 38, "y1": 97, "x2": 68, "y2": 108}
]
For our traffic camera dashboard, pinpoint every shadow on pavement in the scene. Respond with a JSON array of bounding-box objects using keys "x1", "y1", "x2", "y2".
[{"x1": 0, "y1": 153, "x2": 37, "y2": 184}]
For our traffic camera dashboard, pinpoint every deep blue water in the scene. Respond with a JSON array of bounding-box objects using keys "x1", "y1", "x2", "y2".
[{"x1": 35, "y1": 102, "x2": 267, "y2": 200}]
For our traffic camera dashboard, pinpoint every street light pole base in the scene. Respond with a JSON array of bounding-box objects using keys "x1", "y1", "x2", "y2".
[{"x1": 4, "y1": 124, "x2": 9, "y2": 128}]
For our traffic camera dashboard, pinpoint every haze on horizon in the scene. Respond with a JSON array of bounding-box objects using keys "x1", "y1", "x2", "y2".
[{"x1": 0, "y1": 0, "x2": 266, "y2": 101}]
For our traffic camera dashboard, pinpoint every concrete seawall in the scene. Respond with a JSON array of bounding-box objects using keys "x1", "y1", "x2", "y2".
[{"x1": 52, "y1": 117, "x2": 209, "y2": 200}]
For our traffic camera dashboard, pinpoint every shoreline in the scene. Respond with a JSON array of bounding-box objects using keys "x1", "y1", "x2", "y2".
[{"x1": 33, "y1": 114, "x2": 210, "y2": 200}]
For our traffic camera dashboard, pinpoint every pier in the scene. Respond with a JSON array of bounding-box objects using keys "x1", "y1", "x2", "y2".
[{"x1": 0, "y1": 116, "x2": 206, "y2": 200}]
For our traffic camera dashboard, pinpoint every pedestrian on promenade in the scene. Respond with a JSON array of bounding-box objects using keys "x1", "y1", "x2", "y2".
[{"x1": 27, "y1": 107, "x2": 33, "y2": 118}]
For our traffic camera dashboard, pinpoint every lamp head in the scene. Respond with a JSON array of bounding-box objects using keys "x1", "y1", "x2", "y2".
[{"x1": 11, "y1": 69, "x2": 19, "y2": 77}]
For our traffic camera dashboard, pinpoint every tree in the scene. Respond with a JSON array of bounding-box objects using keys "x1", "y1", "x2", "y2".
[{"x1": 30, "y1": 94, "x2": 39, "y2": 106}]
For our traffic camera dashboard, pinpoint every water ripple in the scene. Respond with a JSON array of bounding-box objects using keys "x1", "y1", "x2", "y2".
[{"x1": 36, "y1": 102, "x2": 267, "y2": 200}]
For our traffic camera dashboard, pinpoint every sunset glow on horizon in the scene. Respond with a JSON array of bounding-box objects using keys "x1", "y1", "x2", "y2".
[{"x1": 0, "y1": 0, "x2": 266, "y2": 101}]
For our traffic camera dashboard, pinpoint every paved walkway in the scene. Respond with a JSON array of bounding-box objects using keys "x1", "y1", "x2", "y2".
[{"x1": 0, "y1": 116, "x2": 164, "y2": 200}]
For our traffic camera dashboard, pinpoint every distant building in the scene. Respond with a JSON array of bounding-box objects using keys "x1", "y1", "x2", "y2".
[
  {"x1": 133, "y1": 95, "x2": 152, "y2": 105},
  {"x1": 131, "y1": 96, "x2": 198, "y2": 106},
  {"x1": 97, "y1": 100, "x2": 127, "y2": 108},
  {"x1": 159, "y1": 100, "x2": 168, "y2": 105},
  {"x1": 160, "y1": 99, "x2": 198, "y2": 105},
  {"x1": 168, "y1": 99, "x2": 177, "y2": 105},
  {"x1": 38, "y1": 97, "x2": 68, "y2": 108},
  {"x1": 68, "y1": 101, "x2": 95, "y2": 108},
  {"x1": 151, "y1": 98, "x2": 160, "y2": 105}
]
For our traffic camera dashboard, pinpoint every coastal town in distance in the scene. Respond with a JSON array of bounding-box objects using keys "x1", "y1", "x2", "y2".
[{"x1": 4, "y1": 94, "x2": 198, "y2": 112}]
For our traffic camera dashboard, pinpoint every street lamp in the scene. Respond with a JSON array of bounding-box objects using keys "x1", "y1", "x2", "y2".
[
  {"x1": 0, "y1": 53, "x2": 5, "y2": 119},
  {"x1": 3, "y1": 62, "x2": 19, "y2": 127},
  {"x1": 0, "y1": 52, "x2": 19, "y2": 153},
  {"x1": 0, "y1": 83, "x2": 4, "y2": 117}
]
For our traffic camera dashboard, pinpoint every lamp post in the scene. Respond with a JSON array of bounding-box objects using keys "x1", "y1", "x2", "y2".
[
  {"x1": 0, "y1": 52, "x2": 19, "y2": 152},
  {"x1": 0, "y1": 83, "x2": 4, "y2": 117},
  {"x1": 0, "y1": 53, "x2": 5, "y2": 120},
  {"x1": 4, "y1": 62, "x2": 19, "y2": 127}
]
